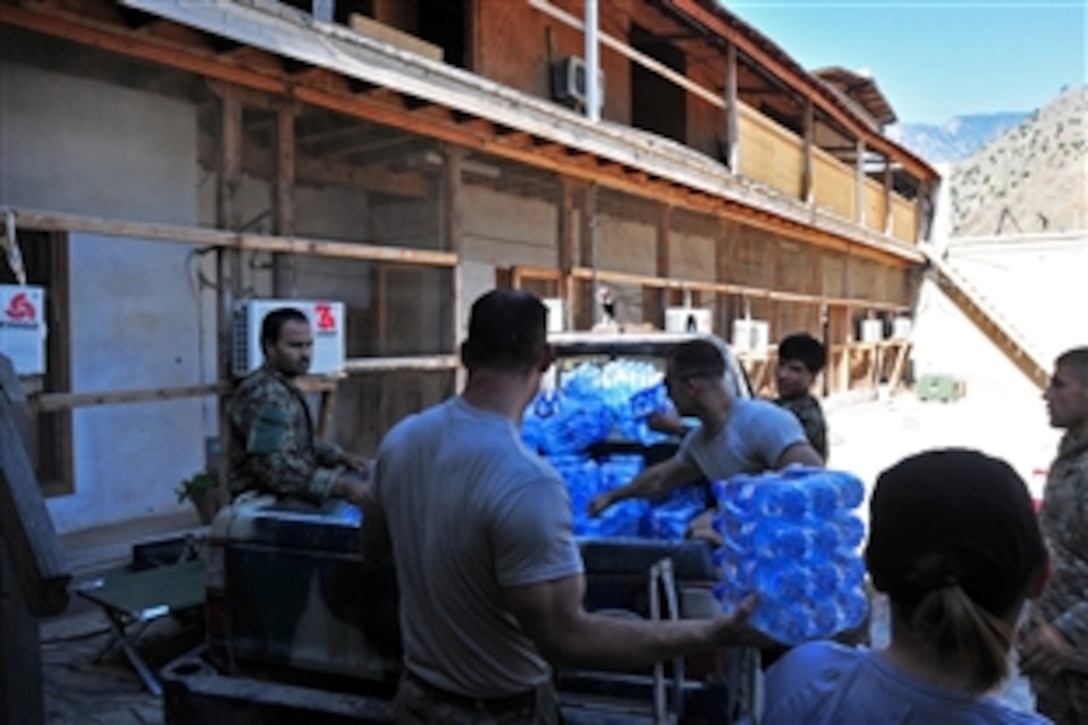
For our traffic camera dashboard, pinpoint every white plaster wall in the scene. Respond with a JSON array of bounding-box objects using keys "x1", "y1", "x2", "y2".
[{"x1": 0, "y1": 61, "x2": 207, "y2": 532}]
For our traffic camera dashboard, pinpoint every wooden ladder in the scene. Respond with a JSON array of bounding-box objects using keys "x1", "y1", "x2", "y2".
[{"x1": 923, "y1": 250, "x2": 1049, "y2": 391}]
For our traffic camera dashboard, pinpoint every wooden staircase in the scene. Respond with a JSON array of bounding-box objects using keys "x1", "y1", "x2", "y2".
[{"x1": 922, "y1": 248, "x2": 1049, "y2": 391}]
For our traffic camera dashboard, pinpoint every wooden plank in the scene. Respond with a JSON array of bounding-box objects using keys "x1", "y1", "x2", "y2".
[
  {"x1": 33, "y1": 383, "x2": 226, "y2": 413},
  {"x1": 272, "y1": 107, "x2": 296, "y2": 296},
  {"x1": 883, "y1": 158, "x2": 894, "y2": 235},
  {"x1": 570, "y1": 266, "x2": 910, "y2": 312},
  {"x1": 444, "y1": 145, "x2": 465, "y2": 387},
  {"x1": 9, "y1": 208, "x2": 459, "y2": 267},
  {"x1": 556, "y1": 179, "x2": 575, "y2": 329},
  {"x1": 0, "y1": 355, "x2": 71, "y2": 618},
  {"x1": 216, "y1": 91, "x2": 242, "y2": 502},
  {"x1": 342, "y1": 355, "x2": 460, "y2": 373},
  {"x1": 580, "y1": 185, "x2": 599, "y2": 328},
  {"x1": 724, "y1": 41, "x2": 739, "y2": 172},
  {"x1": 855, "y1": 139, "x2": 866, "y2": 226},
  {"x1": 348, "y1": 13, "x2": 443, "y2": 62},
  {"x1": 801, "y1": 99, "x2": 814, "y2": 204}
]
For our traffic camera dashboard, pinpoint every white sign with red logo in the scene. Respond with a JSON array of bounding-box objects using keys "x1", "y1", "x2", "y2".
[{"x1": 0, "y1": 285, "x2": 47, "y2": 375}]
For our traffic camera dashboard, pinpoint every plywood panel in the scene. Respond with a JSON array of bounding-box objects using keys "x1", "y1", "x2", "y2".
[
  {"x1": 891, "y1": 194, "x2": 918, "y2": 244},
  {"x1": 738, "y1": 103, "x2": 803, "y2": 199},
  {"x1": 813, "y1": 147, "x2": 856, "y2": 220},
  {"x1": 598, "y1": 215, "x2": 656, "y2": 275},
  {"x1": 865, "y1": 177, "x2": 887, "y2": 233},
  {"x1": 670, "y1": 230, "x2": 716, "y2": 282}
]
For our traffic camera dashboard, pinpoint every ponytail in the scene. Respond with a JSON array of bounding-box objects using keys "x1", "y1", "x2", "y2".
[{"x1": 909, "y1": 583, "x2": 1013, "y2": 694}]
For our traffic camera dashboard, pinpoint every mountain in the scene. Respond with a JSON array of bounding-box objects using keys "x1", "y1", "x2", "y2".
[
  {"x1": 888, "y1": 112, "x2": 1030, "y2": 165},
  {"x1": 947, "y1": 85, "x2": 1087, "y2": 237}
]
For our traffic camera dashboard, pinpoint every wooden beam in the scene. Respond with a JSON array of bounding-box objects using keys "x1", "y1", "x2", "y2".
[
  {"x1": 581, "y1": 185, "x2": 600, "y2": 327},
  {"x1": 272, "y1": 107, "x2": 296, "y2": 297},
  {"x1": 883, "y1": 158, "x2": 894, "y2": 235},
  {"x1": 0, "y1": 357, "x2": 70, "y2": 619},
  {"x1": 557, "y1": 179, "x2": 575, "y2": 329},
  {"x1": 801, "y1": 98, "x2": 814, "y2": 204},
  {"x1": 855, "y1": 138, "x2": 866, "y2": 226},
  {"x1": 724, "y1": 41, "x2": 739, "y2": 172},
  {"x1": 648, "y1": 204, "x2": 673, "y2": 327},
  {"x1": 443, "y1": 145, "x2": 466, "y2": 386},
  {"x1": 9, "y1": 208, "x2": 460, "y2": 266}
]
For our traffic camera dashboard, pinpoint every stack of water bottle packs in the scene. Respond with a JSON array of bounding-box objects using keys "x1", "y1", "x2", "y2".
[
  {"x1": 712, "y1": 467, "x2": 870, "y2": 644},
  {"x1": 520, "y1": 360, "x2": 701, "y2": 540}
]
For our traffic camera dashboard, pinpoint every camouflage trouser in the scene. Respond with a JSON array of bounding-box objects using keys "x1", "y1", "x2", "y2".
[
  {"x1": 393, "y1": 673, "x2": 562, "y2": 725},
  {"x1": 1032, "y1": 671, "x2": 1088, "y2": 725}
]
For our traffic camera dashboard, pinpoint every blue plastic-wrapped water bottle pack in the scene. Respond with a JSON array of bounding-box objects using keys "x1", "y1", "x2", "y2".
[
  {"x1": 712, "y1": 467, "x2": 869, "y2": 645},
  {"x1": 520, "y1": 360, "x2": 704, "y2": 540}
]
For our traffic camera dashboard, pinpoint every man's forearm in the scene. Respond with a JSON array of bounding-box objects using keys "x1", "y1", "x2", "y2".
[
  {"x1": 1055, "y1": 601, "x2": 1088, "y2": 649},
  {"x1": 546, "y1": 613, "x2": 726, "y2": 671},
  {"x1": 610, "y1": 469, "x2": 670, "y2": 504}
]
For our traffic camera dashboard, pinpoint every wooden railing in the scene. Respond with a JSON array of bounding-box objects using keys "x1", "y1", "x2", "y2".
[{"x1": 736, "y1": 101, "x2": 919, "y2": 245}]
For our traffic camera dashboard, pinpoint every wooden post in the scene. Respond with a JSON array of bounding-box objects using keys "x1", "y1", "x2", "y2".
[
  {"x1": 914, "y1": 179, "x2": 928, "y2": 245},
  {"x1": 646, "y1": 204, "x2": 672, "y2": 328},
  {"x1": 801, "y1": 98, "x2": 814, "y2": 205},
  {"x1": 855, "y1": 139, "x2": 866, "y2": 226},
  {"x1": 216, "y1": 91, "x2": 243, "y2": 500},
  {"x1": 883, "y1": 156, "x2": 894, "y2": 235},
  {"x1": 272, "y1": 106, "x2": 296, "y2": 296},
  {"x1": 724, "y1": 42, "x2": 739, "y2": 173},
  {"x1": 0, "y1": 354, "x2": 73, "y2": 725},
  {"x1": 579, "y1": 184, "x2": 600, "y2": 328},
  {"x1": 557, "y1": 179, "x2": 575, "y2": 330},
  {"x1": 716, "y1": 219, "x2": 738, "y2": 336},
  {"x1": 443, "y1": 145, "x2": 464, "y2": 389}
]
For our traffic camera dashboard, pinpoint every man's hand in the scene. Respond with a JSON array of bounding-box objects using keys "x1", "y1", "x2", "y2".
[
  {"x1": 648, "y1": 411, "x2": 686, "y2": 436},
  {"x1": 709, "y1": 594, "x2": 775, "y2": 649},
  {"x1": 342, "y1": 454, "x2": 370, "y2": 477},
  {"x1": 686, "y1": 509, "x2": 723, "y2": 547},
  {"x1": 332, "y1": 474, "x2": 368, "y2": 507},
  {"x1": 1019, "y1": 622, "x2": 1076, "y2": 675},
  {"x1": 587, "y1": 492, "x2": 614, "y2": 517}
]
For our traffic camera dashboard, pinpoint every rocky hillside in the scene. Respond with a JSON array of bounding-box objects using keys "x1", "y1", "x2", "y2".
[
  {"x1": 948, "y1": 86, "x2": 1086, "y2": 237},
  {"x1": 889, "y1": 112, "x2": 1028, "y2": 165}
]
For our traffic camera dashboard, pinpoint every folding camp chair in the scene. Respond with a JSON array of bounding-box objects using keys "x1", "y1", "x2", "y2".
[{"x1": 76, "y1": 559, "x2": 205, "y2": 697}]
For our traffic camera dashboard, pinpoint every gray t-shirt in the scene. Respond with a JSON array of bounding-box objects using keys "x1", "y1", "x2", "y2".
[
  {"x1": 676, "y1": 397, "x2": 807, "y2": 480},
  {"x1": 373, "y1": 397, "x2": 584, "y2": 698}
]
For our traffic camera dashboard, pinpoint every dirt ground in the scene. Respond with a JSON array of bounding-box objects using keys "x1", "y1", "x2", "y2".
[{"x1": 36, "y1": 385, "x2": 1057, "y2": 722}]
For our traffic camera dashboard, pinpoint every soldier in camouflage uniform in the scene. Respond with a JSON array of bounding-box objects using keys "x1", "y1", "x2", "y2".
[
  {"x1": 774, "y1": 333, "x2": 828, "y2": 461},
  {"x1": 1021, "y1": 346, "x2": 1088, "y2": 724},
  {"x1": 228, "y1": 307, "x2": 368, "y2": 504}
]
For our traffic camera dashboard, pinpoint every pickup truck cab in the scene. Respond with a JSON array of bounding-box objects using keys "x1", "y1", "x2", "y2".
[{"x1": 163, "y1": 331, "x2": 759, "y2": 724}]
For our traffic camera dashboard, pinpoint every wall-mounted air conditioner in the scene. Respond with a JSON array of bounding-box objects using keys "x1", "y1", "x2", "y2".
[
  {"x1": 552, "y1": 56, "x2": 605, "y2": 112},
  {"x1": 665, "y1": 307, "x2": 712, "y2": 334},
  {"x1": 232, "y1": 299, "x2": 346, "y2": 377},
  {"x1": 860, "y1": 319, "x2": 884, "y2": 343},
  {"x1": 891, "y1": 316, "x2": 913, "y2": 340},
  {"x1": 731, "y1": 318, "x2": 770, "y2": 356}
]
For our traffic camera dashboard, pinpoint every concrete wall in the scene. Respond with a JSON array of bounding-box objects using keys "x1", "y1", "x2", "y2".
[{"x1": 0, "y1": 60, "x2": 207, "y2": 533}]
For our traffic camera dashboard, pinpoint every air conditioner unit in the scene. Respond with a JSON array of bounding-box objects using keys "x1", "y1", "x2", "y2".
[
  {"x1": 552, "y1": 56, "x2": 605, "y2": 112},
  {"x1": 232, "y1": 299, "x2": 346, "y2": 377},
  {"x1": 860, "y1": 319, "x2": 884, "y2": 343},
  {"x1": 543, "y1": 298, "x2": 566, "y2": 333},
  {"x1": 0, "y1": 284, "x2": 46, "y2": 375},
  {"x1": 891, "y1": 316, "x2": 913, "y2": 340},
  {"x1": 731, "y1": 318, "x2": 769, "y2": 356},
  {"x1": 665, "y1": 307, "x2": 712, "y2": 334}
]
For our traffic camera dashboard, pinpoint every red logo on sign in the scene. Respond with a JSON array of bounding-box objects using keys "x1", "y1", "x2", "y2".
[
  {"x1": 314, "y1": 303, "x2": 336, "y2": 332},
  {"x1": 5, "y1": 292, "x2": 36, "y2": 322}
]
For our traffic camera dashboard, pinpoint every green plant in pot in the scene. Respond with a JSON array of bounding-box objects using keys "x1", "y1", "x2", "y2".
[{"x1": 176, "y1": 469, "x2": 225, "y2": 525}]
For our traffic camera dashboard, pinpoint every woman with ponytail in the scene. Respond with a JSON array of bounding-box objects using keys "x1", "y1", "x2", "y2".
[{"x1": 764, "y1": 448, "x2": 1050, "y2": 723}]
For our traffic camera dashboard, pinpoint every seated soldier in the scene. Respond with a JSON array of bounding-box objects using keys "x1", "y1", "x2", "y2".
[{"x1": 228, "y1": 307, "x2": 368, "y2": 505}]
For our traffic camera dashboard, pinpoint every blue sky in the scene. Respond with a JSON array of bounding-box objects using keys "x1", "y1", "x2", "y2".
[{"x1": 726, "y1": 1, "x2": 1087, "y2": 124}]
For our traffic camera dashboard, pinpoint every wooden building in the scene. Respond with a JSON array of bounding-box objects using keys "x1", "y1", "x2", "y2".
[{"x1": 0, "y1": 0, "x2": 938, "y2": 532}]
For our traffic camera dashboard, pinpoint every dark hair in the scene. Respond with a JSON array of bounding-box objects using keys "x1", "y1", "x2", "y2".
[
  {"x1": 260, "y1": 307, "x2": 309, "y2": 351},
  {"x1": 462, "y1": 290, "x2": 548, "y2": 374},
  {"x1": 1056, "y1": 347, "x2": 1088, "y2": 387},
  {"x1": 668, "y1": 339, "x2": 725, "y2": 381},
  {"x1": 866, "y1": 449, "x2": 1046, "y2": 694},
  {"x1": 778, "y1": 333, "x2": 826, "y2": 374}
]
